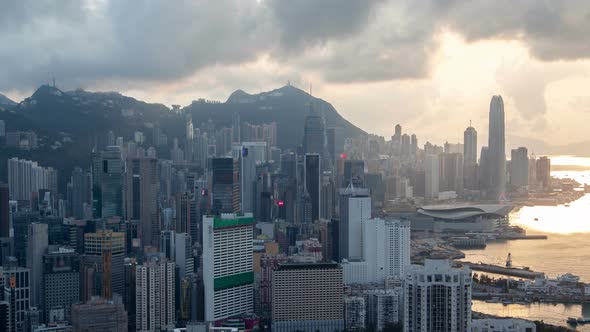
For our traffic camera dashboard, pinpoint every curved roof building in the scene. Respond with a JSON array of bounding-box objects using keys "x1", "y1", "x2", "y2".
[{"x1": 417, "y1": 204, "x2": 513, "y2": 221}]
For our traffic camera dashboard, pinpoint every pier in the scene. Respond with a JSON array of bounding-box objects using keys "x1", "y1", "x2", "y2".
[{"x1": 462, "y1": 262, "x2": 545, "y2": 279}]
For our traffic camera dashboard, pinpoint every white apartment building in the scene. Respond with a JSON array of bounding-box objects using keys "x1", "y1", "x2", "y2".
[{"x1": 136, "y1": 255, "x2": 175, "y2": 332}]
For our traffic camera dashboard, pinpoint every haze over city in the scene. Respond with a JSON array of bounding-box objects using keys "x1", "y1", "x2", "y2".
[
  {"x1": 3, "y1": 1, "x2": 590, "y2": 152},
  {"x1": 3, "y1": 1, "x2": 590, "y2": 332}
]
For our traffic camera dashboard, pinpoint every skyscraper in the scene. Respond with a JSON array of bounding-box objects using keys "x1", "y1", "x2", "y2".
[
  {"x1": 342, "y1": 159, "x2": 365, "y2": 188},
  {"x1": 241, "y1": 146, "x2": 257, "y2": 214},
  {"x1": 404, "y1": 259, "x2": 472, "y2": 332},
  {"x1": 401, "y1": 134, "x2": 411, "y2": 156},
  {"x1": 82, "y1": 230, "x2": 125, "y2": 301},
  {"x1": 202, "y1": 213, "x2": 254, "y2": 321},
  {"x1": 185, "y1": 114, "x2": 194, "y2": 162},
  {"x1": 92, "y1": 146, "x2": 124, "y2": 218},
  {"x1": 536, "y1": 156, "x2": 551, "y2": 191},
  {"x1": 0, "y1": 183, "x2": 9, "y2": 238},
  {"x1": 70, "y1": 167, "x2": 92, "y2": 220},
  {"x1": 71, "y1": 295, "x2": 128, "y2": 332},
  {"x1": 440, "y1": 153, "x2": 464, "y2": 194},
  {"x1": 303, "y1": 104, "x2": 326, "y2": 158},
  {"x1": 211, "y1": 158, "x2": 240, "y2": 214},
  {"x1": 510, "y1": 147, "x2": 529, "y2": 188},
  {"x1": 7, "y1": 158, "x2": 57, "y2": 203},
  {"x1": 338, "y1": 187, "x2": 371, "y2": 261},
  {"x1": 26, "y1": 223, "x2": 48, "y2": 308},
  {"x1": 42, "y1": 247, "x2": 80, "y2": 323},
  {"x1": 424, "y1": 155, "x2": 439, "y2": 199},
  {"x1": 463, "y1": 125, "x2": 478, "y2": 190},
  {"x1": 487, "y1": 95, "x2": 506, "y2": 200},
  {"x1": 232, "y1": 112, "x2": 241, "y2": 143},
  {"x1": 160, "y1": 231, "x2": 194, "y2": 281},
  {"x1": 1, "y1": 267, "x2": 31, "y2": 332},
  {"x1": 272, "y1": 262, "x2": 344, "y2": 332},
  {"x1": 304, "y1": 154, "x2": 321, "y2": 222},
  {"x1": 135, "y1": 254, "x2": 175, "y2": 332},
  {"x1": 125, "y1": 156, "x2": 159, "y2": 248}
]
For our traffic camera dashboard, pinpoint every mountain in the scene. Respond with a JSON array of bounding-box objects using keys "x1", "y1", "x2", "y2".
[
  {"x1": 0, "y1": 84, "x2": 366, "y2": 190},
  {"x1": 185, "y1": 84, "x2": 366, "y2": 149},
  {"x1": 0, "y1": 93, "x2": 16, "y2": 108}
]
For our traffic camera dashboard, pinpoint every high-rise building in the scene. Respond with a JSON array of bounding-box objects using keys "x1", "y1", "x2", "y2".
[
  {"x1": 440, "y1": 153, "x2": 464, "y2": 194},
  {"x1": 463, "y1": 125, "x2": 478, "y2": 190},
  {"x1": 42, "y1": 247, "x2": 80, "y2": 323},
  {"x1": 70, "y1": 168, "x2": 92, "y2": 220},
  {"x1": 326, "y1": 127, "x2": 343, "y2": 164},
  {"x1": 272, "y1": 262, "x2": 344, "y2": 332},
  {"x1": 303, "y1": 104, "x2": 326, "y2": 159},
  {"x1": 240, "y1": 146, "x2": 257, "y2": 214},
  {"x1": 92, "y1": 146, "x2": 124, "y2": 218},
  {"x1": 510, "y1": 147, "x2": 529, "y2": 188},
  {"x1": 185, "y1": 115, "x2": 194, "y2": 162},
  {"x1": 391, "y1": 124, "x2": 402, "y2": 156},
  {"x1": 411, "y1": 134, "x2": 418, "y2": 156},
  {"x1": 202, "y1": 213, "x2": 254, "y2": 321},
  {"x1": 487, "y1": 95, "x2": 506, "y2": 200},
  {"x1": 345, "y1": 296, "x2": 366, "y2": 331},
  {"x1": 125, "y1": 156, "x2": 159, "y2": 248},
  {"x1": 211, "y1": 158, "x2": 240, "y2": 214},
  {"x1": 404, "y1": 259, "x2": 472, "y2": 332},
  {"x1": 1, "y1": 267, "x2": 31, "y2": 332},
  {"x1": 304, "y1": 154, "x2": 321, "y2": 222},
  {"x1": 342, "y1": 160, "x2": 365, "y2": 188},
  {"x1": 160, "y1": 231, "x2": 194, "y2": 281},
  {"x1": 232, "y1": 113, "x2": 241, "y2": 143},
  {"x1": 26, "y1": 223, "x2": 48, "y2": 308},
  {"x1": 0, "y1": 183, "x2": 9, "y2": 238},
  {"x1": 366, "y1": 288, "x2": 404, "y2": 331},
  {"x1": 82, "y1": 230, "x2": 125, "y2": 301},
  {"x1": 401, "y1": 134, "x2": 411, "y2": 156},
  {"x1": 338, "y1": 187, "x2": 371, "y2": 261},
  {"x1": 135, "y1": 255, "x2": 175, "y2": 332},
  {"x1": 424, "y1": 155, "x2": 439, "y2": 199},
  {"x1": 536, "y1": 156, "x2": 551, "y2": 191},
  {"x1": 7, "y1": 158, "x2": 57, "y2": 203},
  {"x1": 71, "y1": 295, "x2": 128, "y2": 332}
]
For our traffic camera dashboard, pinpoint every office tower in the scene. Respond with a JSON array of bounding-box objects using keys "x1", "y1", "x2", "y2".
[
  {"x1": 345, "y1": 296, "x2": 366, "y2": 331},
  {"x1": 0, "y1": 183, "x2": 9, "y2": 238},
  {"x1": 401, "y1": 134, "x2": 411, "y2": 156},
  {"x1": 125, "y1": 156, "x2": 159, "y2": 248},
  {"x1": 202, "y1": 213, "x2": 254, "y2": 321},
  {"x1": 0, "y1": 120, "x2": 4, "y2": 137},
  {"x1": 240, "y1": 141, "x2": 267, "y2": 164},
  {"x1": 342, "y1": 159, "x2": 365, "y2": 187},
  {"x1": 232, "y1": 112, "x2": 241, "y2": 143},
  {"x1": 211, "y1": 158, "x2": 240, "y2": 214},
  {"x1": 411, "y1": 134, "x2": 418, "y2": 156},
  {"x1": 424, "y1": 155, "x2": 439, "y2": 199},
  {"x1": 404, "y1": 259, "x2": 472, "y2": 332},
  {"x1": 320, "y1": 173, "x2": 335, "y2": 220},
  {"x1": 304, "y1": 154, "x2": 321, "y2": 222},
  {"x1": 26, "y1": 223, "x2": 48, "y2": 308},
  {"x1": 42, "y1": 247, "x2": 80, "y2": 323},
  {"x1": 478, "y1": 146, "x2": 490, "y2": 191},
  {"x1": 272, "y1": 262, "x2": 344, "y2": 332},
  {"x1": 338, "y1": 187, "x2": 371, "y2": 261},
  {"x1": 510, "y1": 147, "x2": 529, "y2": 188},
  {"x1": 487, "y1": 95, "x2": 506, "y2": 200},
  {"x1": 536, "y1": 156, "x2": 551, "y2": 191},
  {"x1": 170, "y1": 138, "x2": 185, "y2": 163},
  {"x1": 215, "y1": 127, "x2": 234, "y2": 155},
  {"x1": 326, "y1": 127, "x2": 339, "y2": 164},
  {"x1": 160, "y1": 231, "x2": 194, "y2": 280},
  {"x1": 92, "y1": 146, "x2": 124, "y2": 218},
  {"x1": 528, "y1": 157, "x2": 538, "y2": 189},
  {"x1": 71, "y1": 295, "x2": 128, "y2": 332},
  {"x1": 1, "y1": 267, "x2": 30, "y2": 332},
  {"x1": 186, "y1": 115, "x2": 194, "y2": 162},
  {"x1": 0, "y1": 301, "x2": 7, "y2": 332},
  {"x1": 440, "y1": 153, "x2": 464, "y2": 194},
  {"x1": 463, "y1": 125, "x2": 478, "y2": 190},
  {"x1": 7, "y1": 158, "x2": 57, "y2": 203},
  {"x1": 136, "y1": 255, "x2": 175, "y2": 332},
  {"x1": 174, "y1": 192, "x2": 192, "y2": 234},
  {"x1": 303, "y1": 104, "x2": 326, "y2": 157},
  {"x1": 82, "y1": 230, "x2": 125, "y2": 301},
  {"x1": 241, "y1": 146, "x2": 257, "y2": 214},
  {"x1": 70, "y1": 167, "x2": 92, "y2": 219}
]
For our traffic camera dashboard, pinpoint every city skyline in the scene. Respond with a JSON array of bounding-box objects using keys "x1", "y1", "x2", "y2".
[{"x1": 3, "y1": 2, "x2": 590, "y2": 148}]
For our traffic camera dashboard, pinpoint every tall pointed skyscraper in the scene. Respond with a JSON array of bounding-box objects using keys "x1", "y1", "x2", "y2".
[
  {"x1": 487, "y1": 95, "x2": 506, "y2": 200},
  {"x1": 463, "y1": 124, "x2": 478, "y2": 190},
  {"x1": 303, "y1": 103, "x2": 326, "y2": 158}
]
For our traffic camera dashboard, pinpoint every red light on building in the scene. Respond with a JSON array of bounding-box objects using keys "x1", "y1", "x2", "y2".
[
  {"x1": 340, "y1": 153, "x2": 348, "y2": 159},
  {"x1": 277, "y1": 200, "x2": 284, "y2": 207}
]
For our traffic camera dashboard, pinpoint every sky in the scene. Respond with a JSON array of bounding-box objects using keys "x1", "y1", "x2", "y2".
[{"x1": 3, "y1": 0, "x2": 590, "y2": 149}]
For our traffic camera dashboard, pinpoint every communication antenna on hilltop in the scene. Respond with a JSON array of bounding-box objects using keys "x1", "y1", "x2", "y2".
[{"x1": 52, "y1": 77, "x2": 56, "y2": 88}]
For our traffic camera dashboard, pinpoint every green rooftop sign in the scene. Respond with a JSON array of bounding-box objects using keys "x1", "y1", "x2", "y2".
[
  {"x1": 213, "y1": 216, "x2": 255, "y2": 229},
  {"x1": 214, "y1": 271, "x2": 254, "y2": 290}
]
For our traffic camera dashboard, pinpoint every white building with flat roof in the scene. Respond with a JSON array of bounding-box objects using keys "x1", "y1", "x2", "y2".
[{"x1": 203, "y1": 213, "x2": 254, "y2": 322}]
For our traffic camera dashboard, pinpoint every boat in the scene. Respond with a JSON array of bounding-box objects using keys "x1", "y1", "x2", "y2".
[{"x1": 557, "y1": 273, "x2": 580, "y2": 283}]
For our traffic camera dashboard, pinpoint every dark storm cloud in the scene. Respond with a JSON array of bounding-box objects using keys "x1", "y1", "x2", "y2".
[{"x1": 1, "y1": 0, "x2": 590, "y2": 91}]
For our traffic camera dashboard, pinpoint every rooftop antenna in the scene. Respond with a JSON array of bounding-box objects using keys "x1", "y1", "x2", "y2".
[{"x1": 469, "y1": 120, "x2": 472, "y2": 127}]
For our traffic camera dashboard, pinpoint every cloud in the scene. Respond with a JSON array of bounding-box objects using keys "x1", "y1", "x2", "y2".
[{"x1": 2, "y1": 0, "x2": 590, "y2": 93}]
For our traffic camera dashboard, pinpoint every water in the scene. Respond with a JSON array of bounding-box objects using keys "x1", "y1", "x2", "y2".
[{"x1": 463, "y1": 156, "x2": 590, "y2": 328}]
